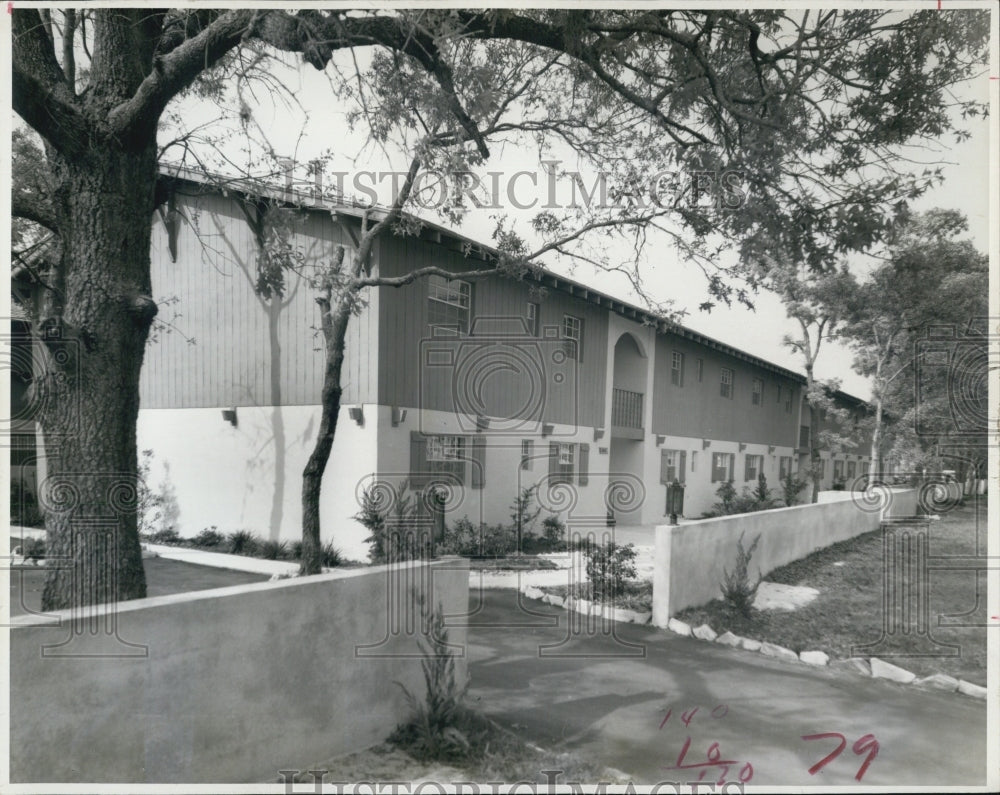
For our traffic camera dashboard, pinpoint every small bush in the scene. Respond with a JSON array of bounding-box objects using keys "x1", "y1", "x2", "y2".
[
  {"x1": 541, "y1": 515, "x2": 566, "y2": 551},
  {"x1": 193, "y1": 527, "x2": 224, "y2": 547},
  {"x1": 259, "y1": 539, "x2": 288, "y2": 560},
  {"x1": 781, "y1": 471, "x2": 806, "y2": 507},
  {"x1": 150, "y1": 527, "x2": 181, "y2": 545},
  {"x1": 715, "y1": 479, "x2": 737, "y2": 511},
  {"x1": 584, "y1": 541, "x2": 638, "y2": 602},
  {"x1": 21, "y1": 536, "x2": 46, "y2": 561},
  {"x1": 721, "y1": 532, "x2": 762, "y2": 618},
  {"x1": 392, "y1": 593, "x2": 470, "y2": 761},
  {"x1": 290, "y1": 540, "x2": 304, "y2": 560},
  {"x1": 321, "y1": 542, "x2": 343, "y2": 568},
  {"x1": 228, "y1": 529, "x2": 259, "y2": 556}
]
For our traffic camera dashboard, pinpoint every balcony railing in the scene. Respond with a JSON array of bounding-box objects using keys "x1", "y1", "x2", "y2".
[{"x1": 612, "y1": 388, "x2": 644, "y2": 429}]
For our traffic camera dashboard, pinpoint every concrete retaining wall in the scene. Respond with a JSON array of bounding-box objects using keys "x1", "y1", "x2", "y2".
[
  {"x1": 652, "y1": 489, "x2": 917, "y2": 625},
  {"x1": 10, "y1": 558, "x2": 469, "y2": 783}
]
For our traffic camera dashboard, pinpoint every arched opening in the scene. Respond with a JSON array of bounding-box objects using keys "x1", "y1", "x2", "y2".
[{"x1": 609, "y1": 332, "x2": 648, "y2": 525}]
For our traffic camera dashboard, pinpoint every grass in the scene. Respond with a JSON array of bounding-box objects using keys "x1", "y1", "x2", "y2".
[
  {"x1": 469, "y1": 556, "x2": 560, "y2": 572},
  {"x1": 542, "y1": 579, "x2": 653, "y2": 612},
  {"x1": 675, "y1": 498, "x2": 988, "y2": 685}
]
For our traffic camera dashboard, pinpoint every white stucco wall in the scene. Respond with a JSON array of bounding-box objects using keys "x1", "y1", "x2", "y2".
[{"x1": 137, "y1": 403, "x2": 378, "y2": 561}]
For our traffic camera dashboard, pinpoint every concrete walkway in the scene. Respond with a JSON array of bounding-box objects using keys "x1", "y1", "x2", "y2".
[{"x1": 465, "y1": 590, "x2": 989, "y2": 788}]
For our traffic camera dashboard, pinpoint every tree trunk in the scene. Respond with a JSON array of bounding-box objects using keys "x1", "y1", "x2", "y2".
[
  {"x1": 870, "y1": 395, "x2": 883, "y2": 479},
  {"x1": 40, "y1": 145, "x2": 159, "y2": 610},
  {"x1": 809, "y1": 403, "x2": 821, "y2": 503},
  {"x1": 300, "y1": 294, "x2": 352, "y2": 575}
]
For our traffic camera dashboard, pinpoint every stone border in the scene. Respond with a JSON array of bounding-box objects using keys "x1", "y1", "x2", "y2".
[
  {"x1": 519, "y1": 584, "x2": 652, "y2": 625},
  {"x1": 662, "y1": 617, "x2": 987, "y2": 702}
]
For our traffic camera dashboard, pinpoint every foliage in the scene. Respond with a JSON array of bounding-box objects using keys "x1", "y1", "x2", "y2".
[
  {"x1": 259, "y1": 539, "x2": 288, "y2": 560},
  {"x1": 320, "y1": 542, "x2": 343, "y2": 568},
  {"x1": 228, "y1": 529, "x2": 260, "y2": 556},
  {"x1": 193, "y1": 527, "x2": 225, "y2": 547},
  {"x1": 137, "y1": 449, "x2": 182, "y2": 540},
  {"x1": 541, "y1": 515, "x2": 566, "y2": 550},
  {"x1": 704, "y1": 480, "x2": 779, "y2": 518},
  {"x1": 781, "y1": 471, "x2": 807, "y2": 507},
  {"x1": 392, "y1": 593, "x2": 470, "y2": 761},
  {"x1": 754, "y1": 472, "x2": 770, "y2": 503},
  {"x1": 149, "y1": 527, "x2": 182, "y2": 545},
  {"x1": 509, "y1": 485, "x2": 542, "y2": 541},
  {"x1": 584, "y1": 542, "x2": 638, "y2": 602},
  {"x1": 720, "y1": 532, "x2": 762, "y2": 618},
  {"x1": 355, "y1": 482, "x2": 434, "y2": 564},
  {"x1": 715, "y1": 480, "x2": 737, "y2": 511},
  {"x1": 10, "y1": 484, "x2": 44, "y2": 528},
  {"x1": 20, "y1": 536, "x2": 46, "y2": 561}
]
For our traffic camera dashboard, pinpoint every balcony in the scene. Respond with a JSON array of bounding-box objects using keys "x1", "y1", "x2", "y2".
[{"x1": 611, "y1": 388, "x2": 644, "y2": 439}]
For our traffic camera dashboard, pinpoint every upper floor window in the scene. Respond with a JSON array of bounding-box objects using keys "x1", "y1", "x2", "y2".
[
  {"x1": 847, "y1": 460, "x2": 857, "y2": 479},
  {"x1": 526, "y1": 302, "x2": 539, "y2": 336},
  {"x1": 720, "y1": 367, "x2": 734, "y2": 399},
  {"x1": 671, "y1": 351, "x2": 685, "y2": 387},
  {"x1": 428, "y1": 275, "x2": 471, "y2": 335},
  {"x1": 776, "y1": 384, "x2": 782, "y2": 405},
  {"x1": 696, "y1": 358, "x2": 704, "y2": 382},
  {"x1": 711, "y1": 452, "x2": 735, "y2": 483},
  {"x1": 752, "y1": 378, "x2": 763, "y2": 406},
  {"x1": 562, "y1": 314, "x2": 583, "y2": 361},
  {"x1": 785, "y1": 390, "x2": 793, "y2": 413}
]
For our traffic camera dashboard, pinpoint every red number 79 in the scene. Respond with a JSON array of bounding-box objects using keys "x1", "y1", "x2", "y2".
[{"x1": 802, "y1": 732, "x2": 880, "y2": 782}]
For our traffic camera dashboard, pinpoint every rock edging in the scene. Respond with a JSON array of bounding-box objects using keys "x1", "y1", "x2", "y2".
[
  {"x1": 663, "y1": 619, "x2": 986, "y2": 701},
  {"x1": 519, "y1": 584, "x2": 652, "y2": 625}
]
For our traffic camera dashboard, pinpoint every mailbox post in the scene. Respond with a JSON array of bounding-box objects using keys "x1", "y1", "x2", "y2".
[{"x1": 666, "y1": 479, "x2": 685, "y2": 525}]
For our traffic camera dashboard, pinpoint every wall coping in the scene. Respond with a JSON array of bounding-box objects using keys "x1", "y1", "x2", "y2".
[{"x1": 9, "y1": 556, "x2": 469, "y2": 628}]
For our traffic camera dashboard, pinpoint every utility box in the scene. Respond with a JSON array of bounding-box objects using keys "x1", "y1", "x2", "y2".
[{"x1": 666, "y1": 480, "x2": 685, "y2": 525}]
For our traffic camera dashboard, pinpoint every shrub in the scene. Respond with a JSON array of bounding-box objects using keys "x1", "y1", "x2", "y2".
[
  {"x1": 720, "y1": 532, "x2": 762, "y2": 618},
  {"x1": 754, "y1": 472, "x2": 770, "y2": 503},
  {"x1": 509, "y1": 485, "x2": 541, "y2": 547},
  {"x1": 150, "y1": 527, "x2": 181, "y2": 545},
  {"x1": 320, "y1": 542, "x2": 343, "y2": 568},
  {"x1": 781, "y1": 471, "x2": 806, "y2": 507},
  {"x1": 584, "y1": 541, "x2": 638, "y2": 602},
  {"x1": 439, "y1": 516, "x2": 478, "y2": 556},
  {"x1": 193, "y1": 527, "x2": 224, "y2": 547},
  {"x1": 11, "y1": 485, "x2": 44, "y2": 528},
  {"x1": 228, "y1": 529, "x2": 259, "y2": 556},
  {"x1": 392, "y1": 593, "x2": 470, "y2": 761},
  {"x1": 357, "y1": 481, "x2": 434, "y2": 563},
  {"x1": 21, "y1": 536, "x2": 46, "y2": 561},
  {"x1": 541, "y1": 515, "x2": 566, "y2": 551},
  {"x1": 259, "y1": 539, "x2": 288, "y2": 560},
  {"x1": 290, "y1": 540, "x2": 304, "y2": 560},
  {"x1": 715, "y1": 480, "x2": 737, "y2": 511}
]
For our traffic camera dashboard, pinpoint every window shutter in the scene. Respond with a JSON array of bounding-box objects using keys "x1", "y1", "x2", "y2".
[
  {"x1": 471, "y1": 437, "x2": 486, "y2": 489},
  {"x1": 679, "y1": 451, "x2": 686, "y2": 484},
  {"x1": 660, "y1": 450, "x2": 670, "y2": 484},
  {"x1": 728, "y1": 453, "x2": 735, "y2": 481},
  {"x1": 577, "y1": 319, "x2": 585, "y2": 362},
  {"x1": 549, "y1": 442, "x2": 559, "y2": 479},
  {"x1": 578, "y1": 443, "x2": 589, "y2": 485},
  {"x1": 521, "y1": 439, "x2": 533, "y2": 471},
  {"x1": 410, "y1": 431, "x2": 428, "y2": 488}
]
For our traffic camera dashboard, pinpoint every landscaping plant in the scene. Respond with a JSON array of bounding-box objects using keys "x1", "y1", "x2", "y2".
[
  {"x1": 584, "y1": 542, "x2": 638, "y2": 602},
  {"x1": 781, "y1": 471, "x2": 807, "y2": 507},
  {"x1": 228, "y1": 529, "x2": 260, "y2": 556},
  {"x1": 259, "y1": 539, "x2": 288, "y2": 560},
  {"x1": 193, "y1": 527, "x2": 225, "y2": 547},
  {"x1": 720, "y1": 532, "x2": 763, "y2": 618}
]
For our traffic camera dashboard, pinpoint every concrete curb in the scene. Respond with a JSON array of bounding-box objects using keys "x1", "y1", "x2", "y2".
[
  {"x1": 520, "y1": 584, "x2": 652, "y2": 625},
  {"x1": 143, "y1": 543, "x2": 303, "y2": 577},
  {"x1": 661, "y1": 619, "x2": 987, "y2": 701}
]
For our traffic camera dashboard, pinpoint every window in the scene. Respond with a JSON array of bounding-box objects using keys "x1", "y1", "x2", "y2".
[
  {"x1": 521, "y1": 439, "x2": 533, "y2": 471},
  {"x1": 428, "y1": 275, "x2": 471, "y2": 335},
  {"x1": 526, "y1": 302, "x2": 539, "y2": 336},
  {"x1": 833, "y1": 460, "x2": 845, "y2": 481},
  {"x1": 711, "y1": 452, "x2": 735, "y2": 483},
  {"x1": 779, "y1": 456, "x2": 793, "y2": 480},
  {"x1": 428, "y1": 435, "x2": 464, "y2": 462},
  {"x1": 776, "y1": 384, "x2": 782, "y2": 405},
  {"x1": 847, "y1": 461, "x2": 857, "y2": 479},
  {"x1": 785, "y1": 390, "x2": 793, "y2": 413},
  {"x1": 751, "y1": 378, "x2": 763, "y2": 406},
  {"x1": 660, "y1": 449, "x2": 687, "y2": 484},
  {"x1": 861, "y1": 461, "x2": 870, "y2": 475},
  {"x1": 691, "y1": 451, "x2": 697, "y2": 472},
  {"x1": 696, "y1": 358, "x2": 704, "y2": 382},
  {"x1": 819, "y1": 459, "x2": 827, "y2": 478},
  {"x1": 410, "y1": 432, "x2": 466, "y2": 486},
  {"x1": 549, "y1": 442, "x2": 589, "y2": 485},
  {"x1": 720, "y1": 367, "x2": 734, "y2": 399},
  {"x1": 744, "y1": 454, "x2": 763, "y2": 481},
  {"x1": 562, "y1": 314, "x2": 583, "y2": 361},
  {"x1": 671, "y1": 351, "x2": 684, "y2": 387},
  {"x1": 799, "y1": 425, "x2": 810, "y2": 448}
]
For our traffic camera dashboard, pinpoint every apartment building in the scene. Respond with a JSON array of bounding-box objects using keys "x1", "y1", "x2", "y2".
[{"x1": 11, "y1": 167, "x2": 873, "y2": 560}]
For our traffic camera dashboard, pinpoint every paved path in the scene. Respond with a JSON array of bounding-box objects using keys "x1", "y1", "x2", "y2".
[{"x1": 465, "y1": 590, "x2": 989, "y2": 788}]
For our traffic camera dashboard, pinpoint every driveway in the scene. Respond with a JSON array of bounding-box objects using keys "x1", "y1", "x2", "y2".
[{"x1": 464, "y1": 590, "x2": 988, "y2": 787}]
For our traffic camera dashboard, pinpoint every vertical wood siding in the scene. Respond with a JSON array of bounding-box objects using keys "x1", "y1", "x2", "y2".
[
  {"x1": 141, "y1": 192, "x2": 376, "y2": 408},
  {"x1": 650, "y1": 332, "x2": 800, "y2": 447},
  {"x1": 376, "y1": 232, "x2": 608, "y2": 429}
]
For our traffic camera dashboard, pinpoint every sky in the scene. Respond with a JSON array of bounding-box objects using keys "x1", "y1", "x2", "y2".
[{"x1": 160, "y1": 21, "x2": 994, "y2": 400}]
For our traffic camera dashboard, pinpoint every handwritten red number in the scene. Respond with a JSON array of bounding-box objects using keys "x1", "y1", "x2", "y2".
[
  {"x1": 739, "y1": 762, "x2": 754, "y2": 782},
  {"x1": 852, "y1": 734, "x2": 880, "y2": 782},
  {"x1": 659, "y1": 709, "x2": 673, "y2": 730},
  {"x1": 802, "y1": 732, "x2": 848, "y2": 776},
  {"x1": 711, "y1": 704, "x2": 729, "y2": 719},
  {"x1": 681, "y1": 707, "x2": 699, "y2": 727}
]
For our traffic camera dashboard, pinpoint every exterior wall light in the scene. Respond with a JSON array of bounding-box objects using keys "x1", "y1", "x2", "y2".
[
  {"x1": 221, "y1": 407, "x2": 238, "y2": 427},
  {"x1": 391, "y1": 407, "x2": 407, "y2": 427},
  {"x1": 348, "y1": 406, "x2": 364, "y2": 427},
  {"x1": 541, "y1": 423, "x2": 554, "y2": 437}
]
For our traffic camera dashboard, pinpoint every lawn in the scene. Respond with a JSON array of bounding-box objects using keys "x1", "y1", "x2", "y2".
[
  {"x1": 8, "y1": 556, "x2": 270, "y2": 618},
  {"x1": 675, "y1": 498, "x2": 988, "y2": 685}
]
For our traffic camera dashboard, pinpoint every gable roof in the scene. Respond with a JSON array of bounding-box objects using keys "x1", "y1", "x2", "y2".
[{"x1": 157, "y1": 163, "x2": 869, "y2": 404}]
